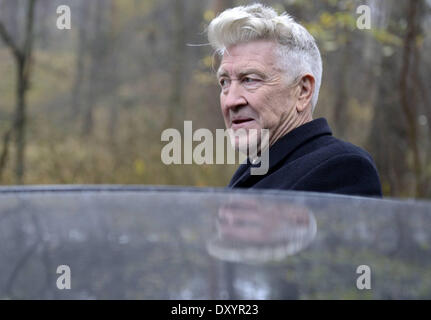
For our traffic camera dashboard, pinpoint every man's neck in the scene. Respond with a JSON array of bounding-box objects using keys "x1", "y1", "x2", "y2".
[{"x1": 269, "y1": 110, "x2": 313, "y2": 148}]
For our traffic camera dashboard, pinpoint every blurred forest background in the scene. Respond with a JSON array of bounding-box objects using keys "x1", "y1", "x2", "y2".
[{"x1": 0, "y1": 0, "x2": 430, "y2": 199}]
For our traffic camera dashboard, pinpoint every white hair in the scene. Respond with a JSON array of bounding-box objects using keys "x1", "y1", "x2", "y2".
[{"x1": 207, "y1": 3, "x2": 322, "y2": 112}]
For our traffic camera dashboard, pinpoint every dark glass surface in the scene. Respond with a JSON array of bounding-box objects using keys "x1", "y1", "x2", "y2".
[{"x1": 0, "y1": 186, "x2": 430, "y2": 299}]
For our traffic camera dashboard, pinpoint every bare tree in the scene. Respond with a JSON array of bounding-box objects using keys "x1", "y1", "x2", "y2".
[
  {"x1": 81, "y1": 0, "x2": 106, "y2": 136},
  {"x1": 0, "y1": 0, "x2": 37, "y2": 184},
  {"x1": 164, "y1": 0, "x2": 186, "y2": 129},
  {"x1": 399, "y1": 0, "x2": 424, "y2": 197},
  {"x1": 70, "y1": 0, "x2": 90, "y2": 119}
]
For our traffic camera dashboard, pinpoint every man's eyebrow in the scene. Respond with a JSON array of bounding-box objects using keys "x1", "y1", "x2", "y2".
[
  {"x1": 217, "y1": 69, "x2": 228, "y2": 78},
  {"x1": 238, "y1": 69, "x2": 266, "y2": 78},
  {"x1": 217, "y1": 68, "x2": 266, "y2": 79}
]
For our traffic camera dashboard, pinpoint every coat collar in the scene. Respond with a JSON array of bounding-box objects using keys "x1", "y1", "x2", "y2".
[{"x1": 229, "y1": 117, "x2": 333, "y2": 187}]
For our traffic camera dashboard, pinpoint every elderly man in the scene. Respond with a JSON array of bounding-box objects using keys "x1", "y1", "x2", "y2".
[{"x1": 207, "y1": 4, "x2": 382, "y2": 197}]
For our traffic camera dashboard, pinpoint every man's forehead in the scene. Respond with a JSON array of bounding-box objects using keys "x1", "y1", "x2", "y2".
[{"x1": 217, "y1": 42, "x2": 278, "y2": 77}]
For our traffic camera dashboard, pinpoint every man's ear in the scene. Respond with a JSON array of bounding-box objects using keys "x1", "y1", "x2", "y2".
[{"x1": 296, "y1": 74, "x2": 315, "y2": 113}]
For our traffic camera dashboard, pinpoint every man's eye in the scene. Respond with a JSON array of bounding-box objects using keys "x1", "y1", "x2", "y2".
[
  {"x1": 243, "y1": 77, "x2": 259, "y2": 84},
  {"x1": 219, "y1": 79, "x2": 228, "y2": 87}
]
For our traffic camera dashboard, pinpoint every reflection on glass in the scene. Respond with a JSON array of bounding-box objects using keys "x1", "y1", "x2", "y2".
[{"x1": 206, "y1": 197, "x2": 317, "y2": 264}]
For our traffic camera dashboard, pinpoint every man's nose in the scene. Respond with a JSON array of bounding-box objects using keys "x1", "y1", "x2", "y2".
[{"x1": 222, "y1": 81, "x2": 247, "y2": 111}]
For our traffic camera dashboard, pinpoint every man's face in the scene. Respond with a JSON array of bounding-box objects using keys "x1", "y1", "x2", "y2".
[{"x1": 217, "y1": 40, "x2": 299, "y2": 148}]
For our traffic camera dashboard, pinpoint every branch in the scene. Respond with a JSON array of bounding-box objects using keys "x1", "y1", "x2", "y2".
[
  {"x1": 0, "y1": 20, "x2": 22, "y2": 60},
  {"x1": 0, "y1": 0, "x2": 37, "y2": 63}
]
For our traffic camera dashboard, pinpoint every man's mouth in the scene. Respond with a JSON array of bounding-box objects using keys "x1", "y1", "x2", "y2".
[{"x1": 231, "y1": 118, "x2": 255, "y2": 129}]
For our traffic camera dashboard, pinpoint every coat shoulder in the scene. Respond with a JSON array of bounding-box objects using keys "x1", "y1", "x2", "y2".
[
  {"x1": 291, "y1": 137, "x2": 382, "y2": 196},
  {"x1": 311, "y1": 136, "x2": 374, "y2": 162}
]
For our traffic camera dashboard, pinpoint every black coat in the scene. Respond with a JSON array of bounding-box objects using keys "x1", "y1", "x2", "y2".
[{"x1": 228, "y1": 118, "x2": 382, "y2": 197}]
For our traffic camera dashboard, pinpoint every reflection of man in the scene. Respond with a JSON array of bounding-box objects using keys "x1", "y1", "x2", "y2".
[
  {"x1": 207, "y1": 197, "x2": 317, "y2": 263},
  {"x1": 216, "y1": 198, "x2": 313, "y2": 244},
  {"x1": 207, "y1": 4, "x2": 382, "y2": 197}
]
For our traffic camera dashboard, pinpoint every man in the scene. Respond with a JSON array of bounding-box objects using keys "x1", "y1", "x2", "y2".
[{"x1": 207, "y1": 4, "x2": 382, "y2": 197}]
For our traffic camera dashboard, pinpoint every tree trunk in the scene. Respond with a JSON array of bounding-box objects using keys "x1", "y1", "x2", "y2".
[
  {"x1": 0, "y1": 0, "x2": 37, "y2": 184},
  {"x1": 15, "y1": 57, "x2": 27, "y2": 184},
  {"x1": 399, "y1": 0, "x2": 424, "y2": 197},
  {"x1": 71, "y1": 1, "x2": 90, "y2": 119},
  {"x1": 333, "y1": 34, "x2": 351, "y2": 138},
  {"x1": 165, "y1": 0, "x2": 186, "y2": 129},
  {"x1": 81, "y1": 0, "x2": 105, "y2": 136}
]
